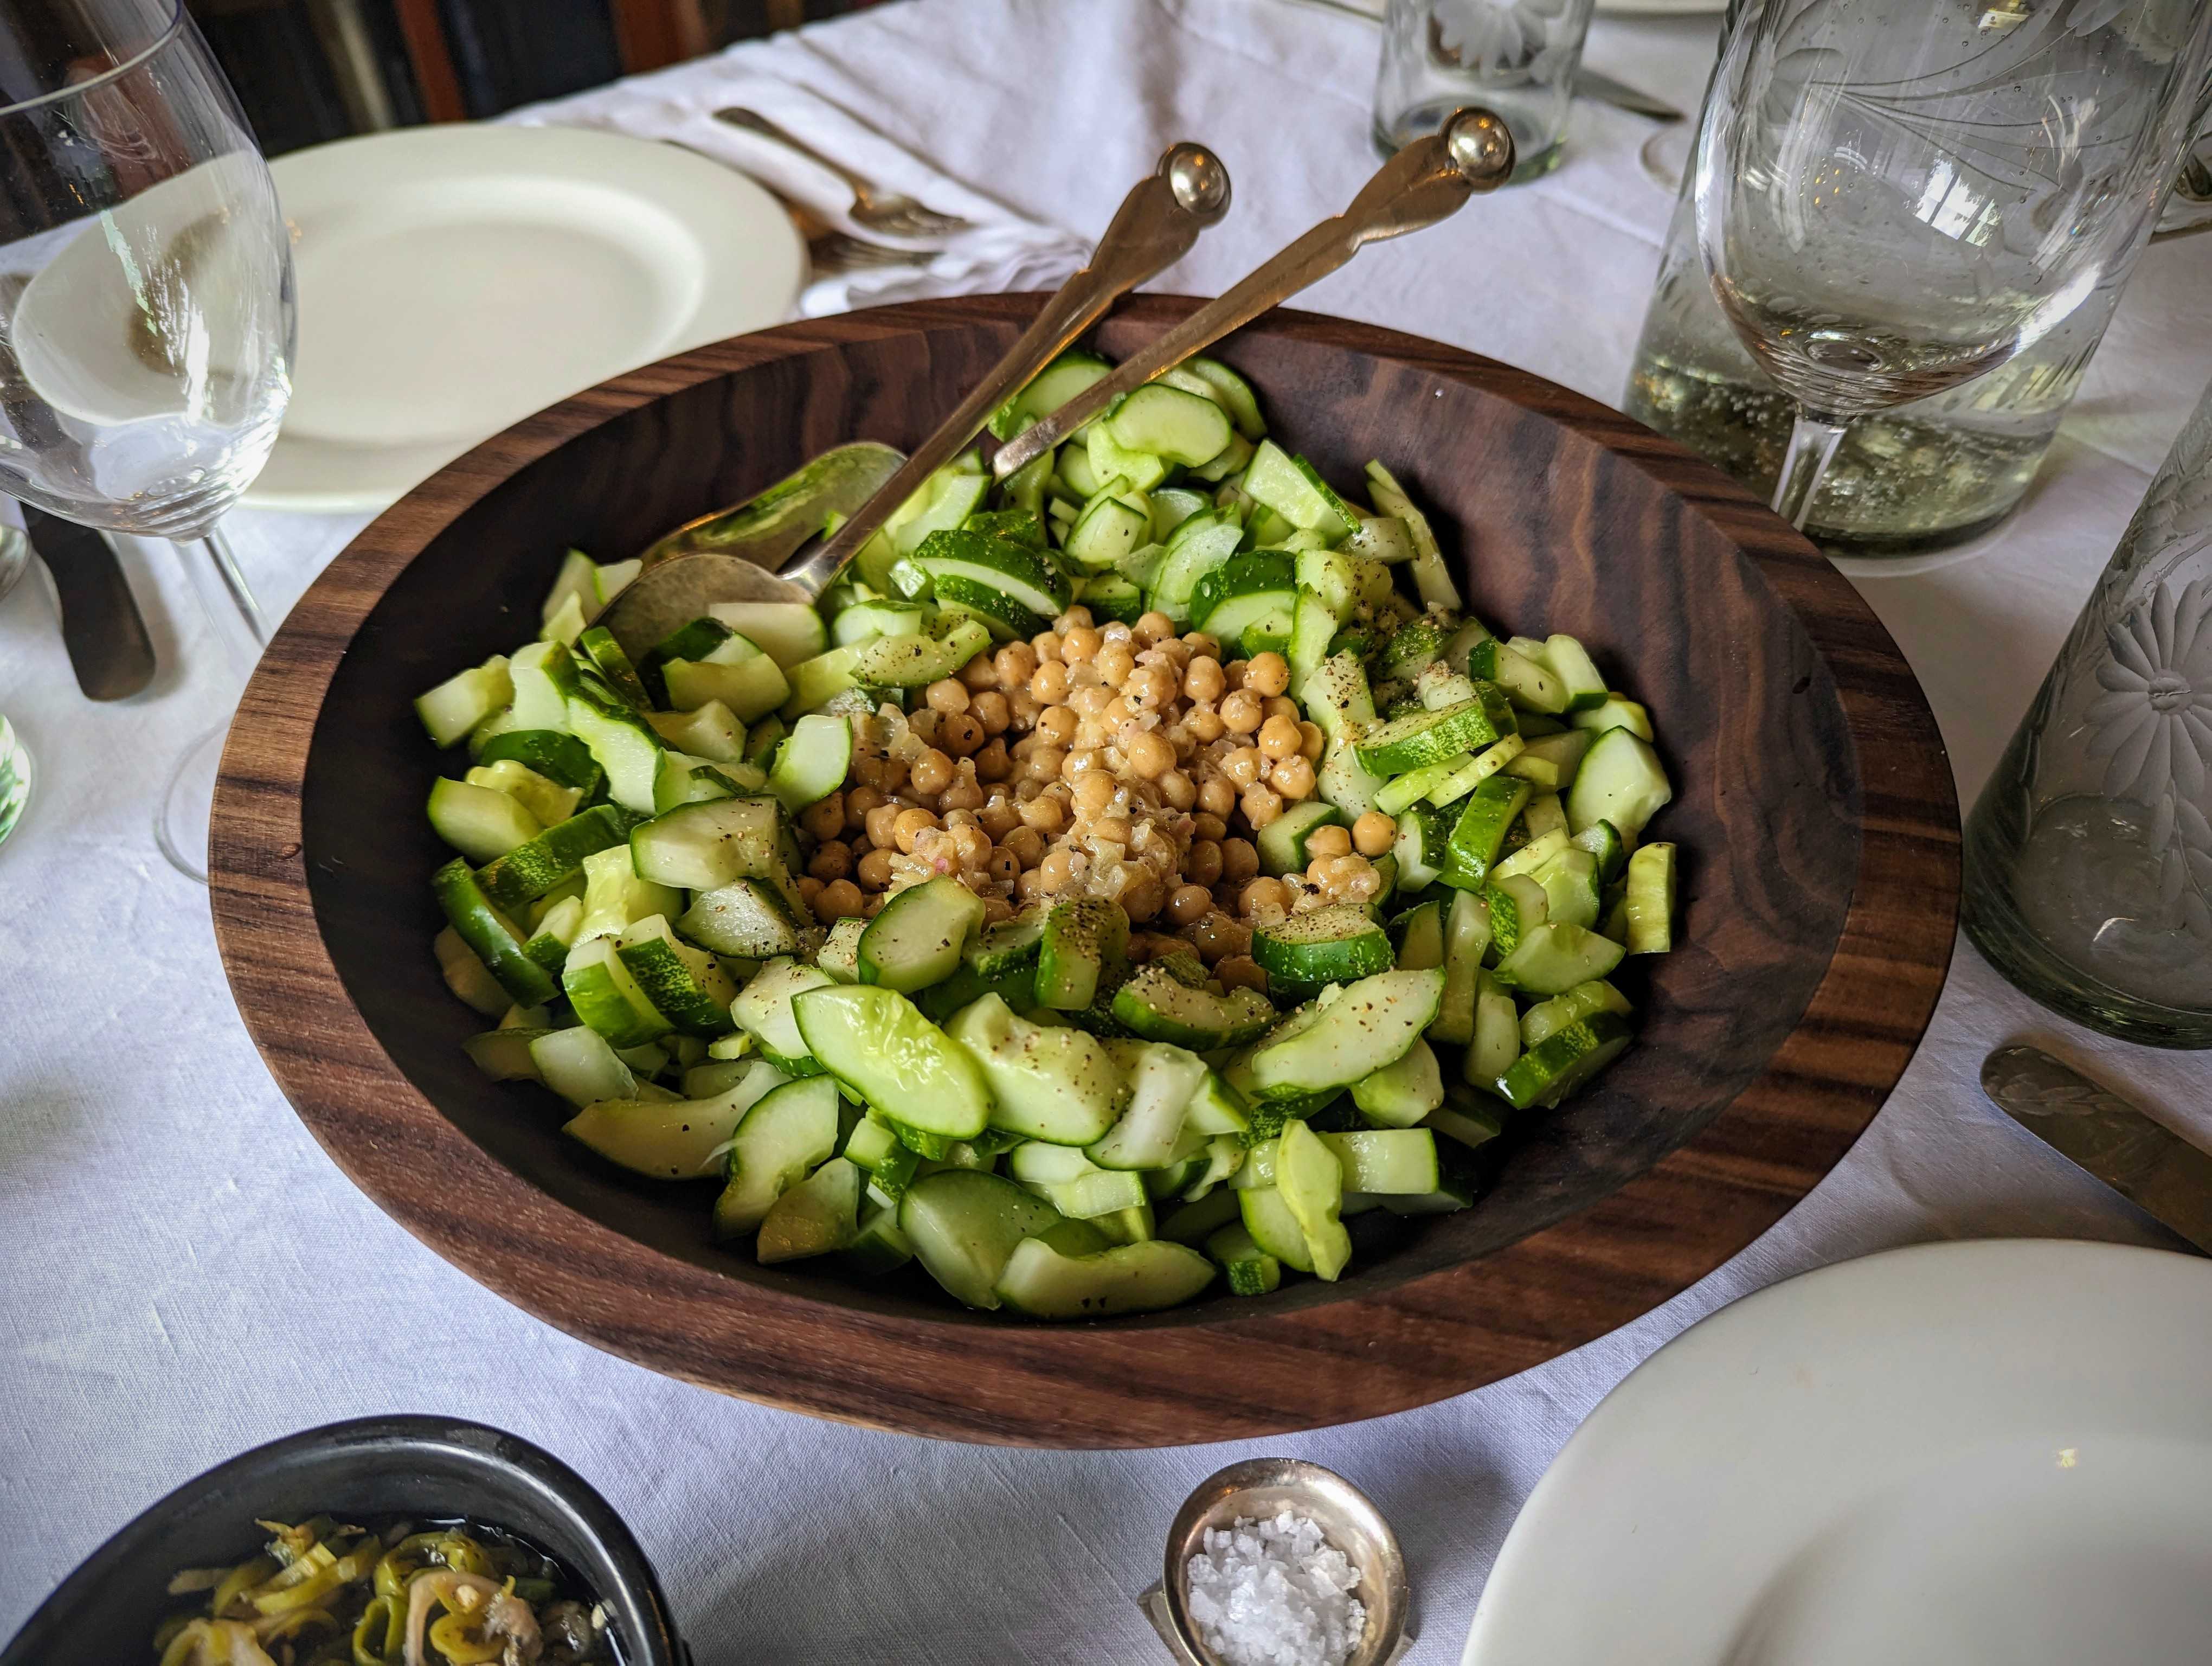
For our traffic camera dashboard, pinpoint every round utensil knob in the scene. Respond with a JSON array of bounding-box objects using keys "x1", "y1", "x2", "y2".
[
  {"x1": 1162, "y1": 142, "x2": 1231, "y2": 221},
  {"x1": 1442, "y1": 107, "x2": 1515, "y2": 188}
]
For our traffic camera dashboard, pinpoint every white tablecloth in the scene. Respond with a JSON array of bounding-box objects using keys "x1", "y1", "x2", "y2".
[{"x1": 5, "y1": 2, "x2": 2209, "y2": 1658}]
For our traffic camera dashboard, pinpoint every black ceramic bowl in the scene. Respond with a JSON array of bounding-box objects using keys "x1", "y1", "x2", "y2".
[{"x1": 3, "y1": 1416, "x2": 684, "y2": 1666}]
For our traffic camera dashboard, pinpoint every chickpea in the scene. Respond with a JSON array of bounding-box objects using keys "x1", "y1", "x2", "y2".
[
  {"x1": 1223, "y1": 746, "x2": 1266, "y2": 789},
  {"x1": 808, "y1": 841, "x2": 852, "y2": 883},
  {"x1": 1061, "y1": 624, "x2": 1102, "y2": 664},
  {"x1": 1269, "y1": 755, "x2": 1315, "y2": 800},
  {"x1": 940, "y1": 712, "x2": 986, "y2": 757},
  {"x1": 893, "y1": 808, "x2": 938, "y2": 854},
  {"x1": 987, "y1": 846, "x2": 1021, "y2": 886},
  {"x1": 1124, "y1": 878, "x2": 1163, "y2": 922},
  {"x1": 864, "y1": 804, "x2": 902, "y2": 849},
  {"x1": 1264, "y1": 696, "x2": 1301, "y2": 726},
  {"x1": 1221, "y1": 688, "x2": 1265, "y2": 735},
  {"x1": 1242, "y1": 784, "x2": 1285, "y2": 829},
  {"x1": 1031, "y1": 631, "x2": 1063, "y2": 664},
  {"x1": 1258, "y1": 713, "x2": 1304, "y2": 761},
  {"x1": 1221, "y1": 837, "x2": 1259, "y2": 886},
  {"x1": 1095, "y1": 643, "x2": 1136, "y2": 688},
  {"x1": 1036, "y1": 848, "x2": 1077, "y2": 894},
  {"x1": 1101, "y1": 696, "x2": 1135, "y2": 731},
  {"x1": 1184, "y1": 838, "x2": 1224, "y2": 887},
  {"x1": 796, "y1": 875, "x2": 824, "y2": 906},
  {"x1": 1094, "y1": 815, "x2": 1133, "y2": 847},
  {"x1": 1007, "y1": 689, "x2": 1043, "y2": 729},
  {"x1": 924, "y1": 677, "x2": 969, "y2": 715},
  {"x1": 958, "y1": 653, "x2": 998, "y2": 690},
  {"x1": 950, "y1": 823, "x2": 992, "y2": 869},
  {"x1": 1182, "y1": 657, "x2": 1226, "y2": 704},
  {"x1": 1221, "y1": 658, "x2": 1246, "y2": 691},
  {"x1": 1160, "y1": 768, "x2": 1197, "y2": 811},
  {"x1": 940, "y1": 769, "x2": 985, "y2": 813},
  {"x1": 1186, "y1": 706, "x2": 1226, "y2": 744},
  {"x1": 982, "y1": 894, "x2": 1016, "y2": 924},
  {"x1": 800, "y1": 792, "x2": 846, "y2": 842},
  {"x1": 1069, "y1": 683, "x2": 1111, "y2": 720},
  {"x1": 995, "y1": 642, "x2": 1039, "y2": 688},
  {"x1": 977, "y1": 793, "x2": 1020, "y2": 839},
  {"x1": 1023, "y1": 745, "x2": 1067, "y2": 785},
  {"x1": 1028, "y1": 705, "x2": 1074, "y2": 749},
  {"x1": 1030, "y1": 660, "x2": 1070, "y2": 705},
  {"x1": 1134, "y1": 610, "x2": 1176, "y2": 645},
  {"x1": 1216, "y1": 954, "x2": 1268, "y2": 994},
  {"x1": 844, "y1": 783, "x2": 883, "y2": 832},
  {"x1": 856, "y1": 847, "x2": 896, "y2": 890},
  {"x1": 1018, "y1": 793, "x2": 1066, "y2": 835},
  {"x1": 1306, "y1": 823, "x2": 1354, "y2": 862},
  {"x1": 1244, "y1": 651, "x2": 1291, "y2": 697},
  {"x1": 1299, "y1": 720, "x2": 1327, "y2": 762},
  {"x1": 909, "y1": 747, "x2": 955, "y2": 797},
  {"x1": 1182, "y1": 631, "x2": 1221, "y2": 661},
  {"x1": 1073, "y1": 771, "x2": 1117, "y2": 822},
  {"x1": 970, "y1": 690, "x2": 1011, "y2": 735},
  {"x1": 1126, "y1": 730, "x2": 1176, "y2": 779},
  {"x1": 1165, "y1": 882, "x2": 1212, "y2": 926},
  {"x1": 1126, "y1": 664, "x2": 1178, "y2": 709},
  {"x1": 906, "y1": 708, "x2": 941, "y2": 748},
  {"x1": 1191, "y1": 811, "x2": 1229, "y2": 843},
  {"x1": 1197, "y1": 777, "x2": 1236, "y2": 820},
  {"x1": 1056, "y1": 605, "x2": 1094, "y2": 632},
  {"x1": 1004, "y1": 825, "x2": 1045, "y2": 868},
  {"x1": 1353, "y1": 810, "x2": 1398, "y2": 857},
  {"x1": 814, "y1": 879, "x2": 864, "y2": 922},
  {"x1": 973, "y1": 738, "x2": 1013, "y2": 784}
]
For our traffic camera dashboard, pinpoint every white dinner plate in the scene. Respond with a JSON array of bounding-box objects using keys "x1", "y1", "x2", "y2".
[
  {"x1": 1464, "y1": 1240, "x2": 2212, "y2": 1666},
  {"x1": 1594, "y1": 1, "x2": 1727, "y2": 15},
  {"x1": 247, "y1": 125, "x2": 806, "y2": 514}
]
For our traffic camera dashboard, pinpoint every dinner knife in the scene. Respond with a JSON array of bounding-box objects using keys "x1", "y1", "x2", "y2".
[
  {"x1": 1574, "y1": 68, "x2": 1685, "y2": 124},
  {"x1": 1980, "y1": 1045, "x2": 2212, "y2": 1254},
  {"x1": 23, "y1": 507, "x2": 156, "y2": 701}
]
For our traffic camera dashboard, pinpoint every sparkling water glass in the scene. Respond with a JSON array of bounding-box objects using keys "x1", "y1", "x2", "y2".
[
  {"x1": 1963, "y1": 376, "x2": 2212, "y2": 1048},
  {"x1": 1372, "y1": 0, "x2": 1597, "y2": 181}
]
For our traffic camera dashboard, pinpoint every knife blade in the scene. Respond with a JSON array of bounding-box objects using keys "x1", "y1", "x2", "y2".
[
  {"x1": 23, "y1": 507, "x2": 156, "y2": 701},
  {"x1": 1981, "y1": 1045, "x2": 2212, "y2": 1254},
  {"x1": 1574, "y1": 68, "x2": 1685, "y2": 123}
]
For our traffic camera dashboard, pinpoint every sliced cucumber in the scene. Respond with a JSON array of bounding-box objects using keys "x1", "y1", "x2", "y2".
[
  {"x1": 1493, "y1": 922, "x2": 1626, "y2": 997},
  {"x1": 794, "y1": 984, "x2": 992, "y2": 1139},
  {"x1": 1465, "y1": 638, "x2": 1567, "y2": 715},
  {"x1": 1109, "y1": 964, "x2": 1275, "y2": 1049},
  {"x1": 1432, "y1": 1083, "x2": 1508, "y2": 1148},
  {"x1": 731, "y1": 957, "x2": 835, "y2": 1071},
  {"x1": 1161, "y1": 1189, "x2": 1243, "y2": 1245},
  {"x1": 831, "y1": 599, "x2": 931, "y2": 648},
  {"x1": 416, "y1": 657, "x2": 514, "y2": 747},
  {"x1": 1086, "y1": 419, "x2": 1169, "y2": 494},
  {"x1": 994, "y1": 1236, "x2": 1215, "y2": 1318},
  {"x1": 528, "y1": 1026, "x2": 637, "y2": 1106},
  {"x1": 1107, "y1": 382, "x2": 1233, "y2": 467},
  {"x1": 574, "y1": 843, "x2": 680, "y2": 943},
  {"x1": 577, "y1": 625, "x2": 651, "y2": 709},
  {"x1": 1532, "y1": 845, "x2": 1603, "y2": 931},
  {"x1": 843, "y1": 1202, "x2": 915, "y2": 1276},
  {"x1": 1442, "y1": 776, "x2": 1532, "y2": 889},
  {"x1": 1624, "y1": 842, "x2": 1676, "y2": 953},
  {"x1": 1063, "y1": 485, "x2": 1152, "y2": 575},
  {"x1": 567, "y1": 685, "x2": 666, "y2": 814},
  {"x1": 704, "y1": 601, "x2": 828, "y2": 671},
  {"x1": 911, "y1": 527, "x2": 1073, "y2": 618},
  {"x1": 1319, "y1": 1128, "x2": 1439, "y2": 1194},
  {"x1": 1502, "y1": 729, "x2": 1591, "y2": 793},
  {"x1": 756, "y1": 1156, "x2": 862, "y2": 1263},
  {"x1": 1184, "y1": 356, "x2": 1265, "y2": 440},
  {"x1": 1086, "y1": 1040, "x2": 1207, "y2": 1171},
  {"x1": 1391, "y1": 799, "x2": 1455, "y2": 893},
  {"x1": 1521, "y1": 979, "x2": 1634, "y2": 1049},
  {"x1": 1570, "y1": 695, "x2": 1655, "y2": 742},
  {"x1": 433, "y1": 859, "x2": 556, "y2": 1006},
  {"x1": 1251, "y1": 905, "x2": 1394, "y2": 994},
  {"x1": 1354, "y1": 690, "x2": 1514, "y2": 776},
  {"x1": 946, "y1": 993, "x2": 1126, "y2": 1146},
  {"x1": 664, "y1": 644, "x2": 790, "y2": 725},
  {"x1": 766, "y1": 713, "x2": 852, "y2": 813},
  {"x1": 1483, "y1": 873, "x2": 1548, "y2": 960},
  {"x1": 1351, "y1": 1037, "x2": 1445, "y2": 1128},
  {"x1": 1040, "y1": 1168, "x2": 1149, "y2": 1220},
  {"x1": 1430, "y1": 887, "x2": 1490, "y2": 1046},
  {"x1": 1206, "y1": 1223, "x2": 1282, "y2": 1297},
  {"x1": 676, "y1": 879, "x2": 809, "y2": 959},
  {"x1": 713, "y1": 1075, "x2": 841, "y2": 1235},
  {"x1": 561, "y1": 935, "x2": 672, "y2": 1047},
  {"x1": 1077, "y1": 571, "x2": 1145, "y2": 626},
  {"x1": 1363, "y1": 460, "x2": 1458, "y2": 612},
  {"x1": 898, "y1": 1168, "x2": 1064, "y2": 1310},
  {"x1": 780, "y1": 645, "x2": 862, "y2": 717},
  {"x1": 1244, "y1": 440, "x2": 1358, "y2": 545},
  {"x1": 474, "y1": 803, "x2": 643, "y2": 913},
  {"x1": 988, "y1": 349, "x2": 1113, "y2": 441},
  {"x1": 1572, "y1": 818, "x2": 1628, "y2": 886},
  {"x1": 616, "y1": 915, "x2": 739, "y2": 1037},
  {"x1": 1565, "y1": 728, "x2": 1674, "y2": 843},
  {"x1": 630, "y1": 794, "x2": 786, "y2": 892},
  {"x1": 1148, "y1": 513, "x2": 1243, "y2": 625},
  {"x1": 429, "y1": 777, "x2": 542, "y2": 863},
  {"x1": 466, "y1": 759, "x2": 582, "y2": 830},
  {"x1": 1495, "y1": 1011, "x2": 1635, "y2": 1111},
  {"x1": 1233, "y1": 967, "x2": 1445, "y2": 1101},
  {"x1": 1276, "y1": 1119, "x2": 1351, "y2": 1281},
  {"x1": 522, "y1": 894, "x2": 586, "y2": 974},
  {"x1": 1238, "y1": 1186, "x2": 1316, "y2": 1274},
  {"x1": 858, "y1": 875, "x2": 985, "y2": 994},
  {"x1": 564, "y1": 1075, "x2": 758, "y2": 1181},
  {"x1": 1539, "y1": 634, "x2": 1609, "y2": 712},
  {"x1": 1035, "y1": 897, "x2": 1129, "y2": 1011},
  {"x1": 1391, "y1": 896, "x2": 1446, "y2": 970},
  {"x1": 846, "y1": 616, "x2": 993, "y2": 689},
  {"x1": 816, "y1": 916, "x2": 866, "y2": 983}
]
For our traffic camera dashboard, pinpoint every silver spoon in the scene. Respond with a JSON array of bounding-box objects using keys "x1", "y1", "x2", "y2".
[
  {"x1": 716, "y1": 107, "x2": 977, "y2": 241},
  {"x1": 992, "y1": 106, "x2": 1514, "y2": 482}
]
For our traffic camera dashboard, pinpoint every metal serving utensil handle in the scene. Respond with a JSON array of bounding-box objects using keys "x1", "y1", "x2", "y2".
[
  {"x1": 992, "y1": 108, "x2": 1514, "y2": 482},
  {"x1": 780, "y1": 142, "x2": 1231, "y2": 596}
]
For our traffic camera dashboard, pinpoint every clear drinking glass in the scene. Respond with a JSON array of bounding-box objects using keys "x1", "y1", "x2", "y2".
[
  {"x1": 0, "y1": 0, "x2": 294, "y2": 880},
  {"x1": 1694, "y1": 0, "x2": 2212, "y2": 531},
  {"x1": 1963, "y1": 376, "x2": 2212, "y2": 1048},
  {"x1": 1373, "y1": 0, "x2": 1598, "y2": 181}
]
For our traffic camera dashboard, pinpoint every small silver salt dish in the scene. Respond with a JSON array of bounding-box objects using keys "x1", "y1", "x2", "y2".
[{"x1": 1140, "y1": 1458, "x2": 1414, "y2": 1666}]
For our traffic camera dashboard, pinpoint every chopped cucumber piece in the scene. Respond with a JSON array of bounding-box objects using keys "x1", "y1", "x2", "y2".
[
  {"x1": 1570, "y1": 695, "x2": 1655, "y2": 742},
  {"x1": 713, "y1": 1075, "x2": 841, "y2": 1235},
  {"x1": 1255, "y1": 799, "x2": 1348, "y2": 876},
  {"x1": 1430, "y1": 888, "x2": 1490, "y2": 1046},
  {"x1": 846, "y1": 616, "x2": 992, "y2": 689},
  {"x1": 1252, "y1": 905, "x2": 1394, "y2": 994},
  {"x1": 1035, "y1": 897, "x2": 1129, "y2": 1011},
  {"x1": 630, "y1": 794, "x2": 786, "y2": 892},
  {"x1": 1110, "y1": 964, "x2": 1275, "y2": 1049},
  {"x1": 1625, "y1": 842, "x2": 1677, "y2": 953},
  {"x1": 756, "y1": 1156, "x2": 861, "y2": 1263},
  {"x1": 766, "y1": 713, "x2": 851, "y2": 813},
  {"x1": 564, "y1": 1076, "x2": 759, "y2": 1181},
  {"x1": 794, "y1": 984, "x2": 992, "y2": 1139},
  {"x1": 1364, "y1": 460, "x2": 1459, "y2": 611},
  {"x1": 1087, "y1": 1041, "x2": 1207, "y2": 1171},
  {"x1": 577, "y1": 625, "x2": 650, "y2": 709},
  {"x1": 1354, "y1": 689, "x2": 1514, "y2": 775},
  {"x1": 1492, "y1": 922, "x2": 1627, "y2": 997},
  {"x1": 1238, "y1": 1186, "x2": 1315, "y2": 1274},
  {"x1": 816, "y1": 917, "x2": 865, "y2": 983},
  {"x1": 1495, "y1": 1011, "x2": 1635, "y2": 1110},
  {"x1": 1319, "y1": 1129, "x2": 1439, "y2": 1194},
  {"x1": 1233, "y1": 967, "x2": 1445, "y2": 1101},
  {"x1": 1086, "y1": 419, "x2": 1168, "y2": 493},
  {"x1": 1108, "y1": 382, "x2": 1233, "y2": 467},
  {"x1": 1532, "y1": 846, "x2": 1603, "y2": 931},
  {"x1": 433, "y1": 858, "x2": 556, "y2": 1007},
  {"x1": 1540, "y1": 634, "x2": 1609, "y2": 712},
  {"x1": 1206, "y1": 1223, "x2": 1282, "y2": 1296},
  {"x1": 994, "y1": 1236, "x2": 1216, "y2": 1318},
  {"x1": 1467, "y1": 638, "x2": 1567, "y2": 714},
  {"x1": 429, "y1": 777, "x2": 542, "y2": 863},
  {"x1": 473, "y1": 803, "x2": 642, "y2": 913},
  {"x1": 731, "y1": 957, "x2": 835, "y2": 1072},
  {"x1": 1572, "y1": 818, "x2": 1628, "y2": 886},
  {"x1": 1442, "y1": 776, "x2": 1532, "y2": 889},
  {"x1": 676, "y1": 879, "x2": 809, "y2": 959},
  {"x1": 1185, "y1": 356, "x2": 1265, "y2": 440},
  {"x1": 1566, "y1": 727, "x2": 1673, "y2": 840},
  {"x1": 911, "y1": 527, "x2": 1073, "y2": 618},
  {"x1": 1483, "y1": 874, "x2": 1548, "y2": 960},
  {"x1": 1276, "y1": 1120, "x2": 1351, "y2": 1281},
  {"x1": 898, "y1": 1169, "x2": 1065, "y2": 1310},
  {"x1": 416, "y1": 657, "x2": 514, "y2": 747},
  {"x1": 435, "y1": 927, "x2": 509, "y2": 1016},
  {"x1": 1521, "y1": 979, "x2": 1634, "y2": 1049},
  {"x1": 858, "y1": 875, "x2": 985, "y2": 993},
  {"x1": 1063, "y1": 489, "x2": 1151, "y2": 575},
  {"x1": 946, "y1": 994, "x2": 1126, "y2": 1146},
  {"x1": 1040, "y1": 1168, "x2": 1149, "y2": 1219},
  {"x1": 1502, "y1": 729, "x2": 1591, "y2": 792},
  {"x1": 616, "y1": 915, "x2": 738, "y2": 1037},
  {"x1": 1245, "y1": 440, "x2": 1358, "y2": 544},
  {"x1": 843, "y1": 1203, "x2": 915, "y2": 1276},
  {"x1": 561, "y1": 935, "x2": 672, "y2": 1047},
  {"x1": 1351, "y1": 1038, "x2": 1445, "y2": 1127},
  {"x1": 703, "y1": 601, "x2": 828, "y2": 670},
  {"x1": 988, "y1": 349, "x2": 1113, "y2": 441}
]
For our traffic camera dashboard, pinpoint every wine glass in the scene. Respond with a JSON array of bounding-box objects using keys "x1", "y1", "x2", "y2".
[
  {"x1": 1694, "y1": 0, "x2": 2212, "y2": 531},
  {"x1": 0, "y1": 0, "x2": 294, "y2": 880}
]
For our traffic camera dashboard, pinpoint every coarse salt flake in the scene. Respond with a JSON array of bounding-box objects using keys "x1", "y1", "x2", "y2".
[{"x1": 1184, "y1": 1508, "x2": 1367, "y2": 1666}]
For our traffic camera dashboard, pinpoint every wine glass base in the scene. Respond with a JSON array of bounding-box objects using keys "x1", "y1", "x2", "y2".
[{"x1": 157, "y1": 726, "x2": 226, "y2": 886}]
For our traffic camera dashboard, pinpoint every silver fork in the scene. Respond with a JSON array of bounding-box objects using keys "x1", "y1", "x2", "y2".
[{"x1": 713, "y1": 106, "x2": 974, "y2": 240}]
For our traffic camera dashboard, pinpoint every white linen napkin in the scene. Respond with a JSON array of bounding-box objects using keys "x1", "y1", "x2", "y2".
[{"x1": 512, "y1": 34, "x2": 1091, "y2": 317}]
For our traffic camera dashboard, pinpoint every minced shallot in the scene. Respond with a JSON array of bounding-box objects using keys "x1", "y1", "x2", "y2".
[{"x1": 1184, "y1": 1508, "x2": 1367, "y2": 1666}]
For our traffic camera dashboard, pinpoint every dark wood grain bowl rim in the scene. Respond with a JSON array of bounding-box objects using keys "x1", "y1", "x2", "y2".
[{"x1": 210, "y1": 294, "x2": 1959, "y2": 1447}]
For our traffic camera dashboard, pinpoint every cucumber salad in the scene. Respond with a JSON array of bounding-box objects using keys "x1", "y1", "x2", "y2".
[{"x1": 413, "y1": 348, "x2": 1679, "y2": 1319}]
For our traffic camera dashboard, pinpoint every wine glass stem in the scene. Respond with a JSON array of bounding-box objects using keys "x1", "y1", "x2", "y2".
[
  {"x1": 176, "y1": 523, "x2": 269, "y2": 666},
  {"x1": 1770, "y1": 409, "x2": 1849, "y2": 532}
]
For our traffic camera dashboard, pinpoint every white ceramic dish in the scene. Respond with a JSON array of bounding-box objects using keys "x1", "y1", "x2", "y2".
[
  {"x1": 1464, "y1": 1239, "x2": 2212, "y2": 1666},
  {"x1": 1594, "y1": 1, "x2": 1726, "y2": 15},
  {"x1": 248, "y1": 125, "x2": 806, "y2": 514}
]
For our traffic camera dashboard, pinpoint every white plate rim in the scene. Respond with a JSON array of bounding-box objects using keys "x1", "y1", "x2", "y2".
[
  {"x1": 1593, "y1": 0, "x2": 1727, "y2": 14},
  {"x1": 247, "y1": 124, "x2": 806, "y2": 515},
  {"x1": 1462, "y1": 1238, "x2": 2212, "y2": 1666}
]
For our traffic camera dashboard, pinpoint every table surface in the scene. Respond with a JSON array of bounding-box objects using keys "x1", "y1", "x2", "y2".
[{"x1": 4, "y1": 2, "x2": 2209, "y2": 1659}]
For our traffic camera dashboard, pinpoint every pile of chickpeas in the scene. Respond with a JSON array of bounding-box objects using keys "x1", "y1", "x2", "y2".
[{"x1": 788, "y1": 606, "x2": 1400, "y2": 995}]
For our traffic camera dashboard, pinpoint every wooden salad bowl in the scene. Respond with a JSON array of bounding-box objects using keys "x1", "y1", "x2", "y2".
[{"x1": 210, "y1": 294, "x2": 1959, "y2": 1447}]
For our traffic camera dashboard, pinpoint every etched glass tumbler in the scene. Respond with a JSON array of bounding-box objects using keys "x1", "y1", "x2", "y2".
[
  {"x1": 1963, "y1": 377, "x2": 2212, "y2": 1048},
  {"x1": 1373, "y1": 0, "x2": 1597, "y2": 181}
]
